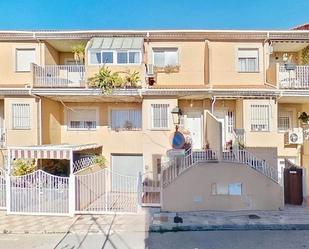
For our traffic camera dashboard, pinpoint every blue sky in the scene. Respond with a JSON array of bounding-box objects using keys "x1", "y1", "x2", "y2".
[{"x1": 0, "y1": 0, "x2": 308, "y2": 30}]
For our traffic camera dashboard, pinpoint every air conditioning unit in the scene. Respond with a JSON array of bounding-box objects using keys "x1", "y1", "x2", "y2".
[
  {"x1": 288, "y1": 128, "x2": 303, "y2": 145},
  {"x1": 146, "y1": 64, "x2": 154, "y2": 75}
]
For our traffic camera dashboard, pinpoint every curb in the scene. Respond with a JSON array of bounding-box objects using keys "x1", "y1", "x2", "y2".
[{"x1": 150, "y1": 224, "x2": 309, "y2": 233}]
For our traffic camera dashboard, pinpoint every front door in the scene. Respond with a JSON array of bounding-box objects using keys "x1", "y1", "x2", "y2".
[{"x1": 186, "y1": 111, "x2": 203, "y2": 149}]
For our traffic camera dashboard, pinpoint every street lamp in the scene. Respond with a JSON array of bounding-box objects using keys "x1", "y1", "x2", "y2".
[{"x1": 171, "y1": 106, "x2": 182, "y2": 129}]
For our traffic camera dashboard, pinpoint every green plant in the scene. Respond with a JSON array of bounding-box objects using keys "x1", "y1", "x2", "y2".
[
  {"x1": 123, "y1": 71, "x2": 140, "y2": 87},
  {"x1": 88, "y1": 67, "x2": 123, "y2": 94},
  {"x1": 71, "y1": 43, "x2": 86, "y2": 63},
  {"x1": 298, "y1": 112, "x2": 309, "y2": 124},
  {"x1": 93, "y1": 155, "x2": 107, "y2": 167},
  {"x1": 301, "y1": 45, "x2": 309, "y2": 65},
  {"x1": 12, "y1": 159, "x2": 36, "y2": 176}
]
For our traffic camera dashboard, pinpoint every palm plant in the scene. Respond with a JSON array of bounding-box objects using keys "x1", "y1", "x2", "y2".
[
  {"x1": 71, "y1": 43, "x2": 86, "y2": 64},
  {"x1": 88, "y1": 66, "x2": 123, "y2": 94},
  {"x1": 123, "y1": 71, "x2": 140, "y2": 88}
]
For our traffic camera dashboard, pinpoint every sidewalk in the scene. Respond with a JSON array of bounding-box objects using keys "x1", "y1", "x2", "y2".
[
  {"x1": 151, "y1": 206, "x2": 309, "y2": 232},
  {"x1": 0, "y1": 211, "x2": 151, "y2": 234}
]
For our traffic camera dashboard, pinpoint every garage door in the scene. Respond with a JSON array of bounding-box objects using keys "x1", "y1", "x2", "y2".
[{"x1": 112, "y1": 154, "x2": 143, "y2": 191}]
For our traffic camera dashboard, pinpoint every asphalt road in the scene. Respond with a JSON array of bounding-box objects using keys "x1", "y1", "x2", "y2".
[{"x1": 1, "y1": 230, "x2": 309, "y2": 249}]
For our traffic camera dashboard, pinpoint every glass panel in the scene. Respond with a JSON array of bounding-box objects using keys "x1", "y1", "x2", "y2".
[
  {"x1": 117, "y1": 52, "x2": 128, "y2": 64},
  {"x1": 111, "y1": 110, "x2": 142, "y2": 129},
  {"x1": 129, "y1": 52, "x2": 140, "y2": 64},
  {"x1": 153, "y1": 51, "x2": 165, "y2": 67},
  {"x1": 102, "y1": 52, "x2": 113, "y2": 63},
  {"x1": 165, "y1": 50, "x2": 178, "y2": 66},
  {"x1": 90, "y1": 51, "x2": 101, "y2": 64}
]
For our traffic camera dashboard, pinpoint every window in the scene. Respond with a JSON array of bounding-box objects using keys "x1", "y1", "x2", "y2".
[
  {"x1": 227, "y1": 111, "x2": 235, "y2": 133},
  {"x1": 250, "y1": 104, "x2": 270, "y2": 132},
  {"x1": 278, "y1": 110, "x2": 293, "y2": 131},
  {"x1": 110, "y1": 109, "x2": 142, "y2": 130},
  {"x1": 12, "y1": 103, "x2": 31, "y2": 129},
  {"x1": 16, "y1": 48, "x2": 36, "y2": 72},
  {"x1": 211, "y1": 183, "x2": 242, "y2": 196},
  {"x1": 153, "y1": 48, "x2": 178, "y2": 67},
  {"x1": 67, "y1": 108, "x2": 97, "y2": 130},
  {"x1": 89, "y1": 50, "x2": 141, "y2": 65},
  {"x1": 238, "y1": 49, "x2": 259, "y2": 72},
  {"x1": 228, "y1": 183, "x2": 242, "y2": 196},
  {"x1": 151, "y1": 104, "x2": 169, "y2": 129}
]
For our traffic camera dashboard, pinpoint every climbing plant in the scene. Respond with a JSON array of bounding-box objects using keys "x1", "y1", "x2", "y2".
[{"x1": 301, "y1": 45, "x2": 309, "y2": 65}]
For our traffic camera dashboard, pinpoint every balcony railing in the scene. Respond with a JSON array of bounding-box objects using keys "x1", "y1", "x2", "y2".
[
  {"x1": 32, "y1": 64, "x2": 86, "y2": 88},
  {"x1": 279, "y1": 64, "x2": 309, "y2": 89}
]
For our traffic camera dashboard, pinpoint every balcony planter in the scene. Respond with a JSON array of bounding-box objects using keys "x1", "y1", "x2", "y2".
[{"x1": 154, "y1": 65, "x2": 180, "y2": 74}]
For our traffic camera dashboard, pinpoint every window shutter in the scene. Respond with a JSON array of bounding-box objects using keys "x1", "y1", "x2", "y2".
[
  {"x1": 16, "y1": 49, "x2": 36, "y2": 71},
  {"x1": 67, "y1": 109, "x2": 97, "y2": 129}
]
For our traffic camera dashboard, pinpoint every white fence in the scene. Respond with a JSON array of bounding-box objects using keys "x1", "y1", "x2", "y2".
[
  {"x1": 33, "y1": 64, "x2": 86, "y2": 88},
  {"x1": 0, "y1": 168, "x2": 5, "y2": 209},
  {"x1": 75, "y1": 168, "x2": 139, "y2": 214},
  {"x1": 9, "y1": 170, "x2": 69, "y2": 215}
]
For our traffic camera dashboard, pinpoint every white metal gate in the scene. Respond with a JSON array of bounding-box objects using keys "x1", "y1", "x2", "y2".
[
  {"x1": 9, "y1": 170, "x2": 69, "y2": 215},
  {"x1": 75, "y1": 168, "x2": 139, "y2": 213},
  {"x1": 0, "y1": 168, "x2": 6, "y2": 209}
]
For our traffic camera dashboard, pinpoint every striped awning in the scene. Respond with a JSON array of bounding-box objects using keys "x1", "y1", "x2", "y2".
[
  {"x1": 88, "y1": 37, "x2": 144, "y2": 50},
  {"x1": 9, "y1": 143, "x2": 101, "y2": 160}
]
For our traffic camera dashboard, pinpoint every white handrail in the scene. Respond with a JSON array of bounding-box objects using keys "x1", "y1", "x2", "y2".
[
  {"x1": 223, "y1": 149, "x2": 277, "y2": 182},
  {"x1": 162, "y1": 149, "x2": 217, "y2": 186}
]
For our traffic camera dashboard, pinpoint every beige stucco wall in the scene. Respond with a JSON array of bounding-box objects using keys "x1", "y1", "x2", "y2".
[
  {"x1": 205, "y1": 111, "x2": 222, "y2": 155},
  {"x1": 162, "y1": 162, "x2": 283, "y2": 212},
  {"x1": 0, "y1": 41, "x2": 41, "y2": 86},
  {"x1": 41, "y1": 97, "x2": 62, "y2": 144},
  {"x1": 146, "y1": 41, "x2": 205, "y2": 85},
  {"x1": 5, "y1": 97, "x2": 39, "y2": 146},
  {"x1": 209, "y1": 41, "x2": 265, "y2": 85}
]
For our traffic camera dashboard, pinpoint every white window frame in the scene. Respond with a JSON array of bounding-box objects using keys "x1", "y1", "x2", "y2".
[
  {"x1": 150, "y1": 104, "x2": 170, "y2": 130},
  {"x1": 88, "y1": 49, "x2": 142, "y2": 65},
  {"x1": 109, "y1": 108, "x2": 142, "y2": 130},
  {"x1": 66, "y1": 107, "x2": 99, "y2": 131},
  {"x1": 250, "y1": 104, "x2": 270, "y2": 132},
  {"x1": 15, "y1": 48, "x2": 36, "y2": 72},
  {"x1": 152, "y1": 48, "x2": 179, "y2": 67},
  {"x1": 12, "y1": 103, "x2": 31, "y2": 130},
  {"x1": 237, "y1": 48, "x2": 259, "y2": 73}
]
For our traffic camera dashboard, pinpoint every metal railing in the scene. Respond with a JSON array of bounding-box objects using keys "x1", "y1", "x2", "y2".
[
  {"x1": 33, "y1": 64, "x2": 86, "y2": 88},
  {"x1": 73, "y1": 156, "x2": 96, "y2": 173},
  {"x1": 223, "y1": 149, "x2": 277, "y2": 182},
  {"x1": 279, "y1": 64, "x2": 309, "y2": 89},
  {"x1": 162, "y1": 149, "x2": 218, "y2": 186}
]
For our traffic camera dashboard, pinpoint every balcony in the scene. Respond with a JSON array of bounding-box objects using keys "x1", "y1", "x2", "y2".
[
  {"x1": 267, "y1": 63, "x2": 309, "y2": 89},
  {"x1": 32, "y1": 64, "x2": 86, "y2": 88}
]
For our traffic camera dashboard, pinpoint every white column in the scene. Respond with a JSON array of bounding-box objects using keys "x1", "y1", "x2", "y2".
[
  {"x1": 68, "y1": 149, "x2": 75, "y2": 217},
  {"x1": 6, "y1": 149, "x2": 11, "y2": 213}
]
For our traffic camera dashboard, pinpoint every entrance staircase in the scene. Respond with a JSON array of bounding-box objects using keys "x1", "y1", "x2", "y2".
[{"x1": 162, "y1": 148, "x2": 278, "y2": 187}]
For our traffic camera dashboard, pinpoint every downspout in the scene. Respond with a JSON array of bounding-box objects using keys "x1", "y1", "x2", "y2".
[
  {"x1": 263, "y1": 32, "x2": 270, "y2": 85},
  {"x1": 29, "y1": 88, "x2": 42, "y2": 145},
  {"x1": 211, "y1": 96, "x2": 216, "y2": 114}
]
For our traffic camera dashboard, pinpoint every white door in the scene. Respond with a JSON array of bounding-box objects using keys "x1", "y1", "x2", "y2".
[{"x1": 186, "y1": 112, "x2": 203, "y2": 149}]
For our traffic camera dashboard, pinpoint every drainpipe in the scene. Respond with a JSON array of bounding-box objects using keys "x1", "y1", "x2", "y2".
[
  {"x1": 211, "y1": 96, "x2": 216, "y2": 114},
  {"x1": 29, "y1": 88, "x2": 42, "y2": 145}
]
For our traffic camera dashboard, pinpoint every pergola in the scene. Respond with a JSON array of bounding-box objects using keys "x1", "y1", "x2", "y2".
[{"x1": 7, "y1": 143, "x2": 102, "y2": 175}]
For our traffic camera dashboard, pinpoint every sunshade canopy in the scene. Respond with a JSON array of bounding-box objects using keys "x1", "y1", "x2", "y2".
[{"x1": 88, "y1": 37, "x2": 144, "y2": 50}]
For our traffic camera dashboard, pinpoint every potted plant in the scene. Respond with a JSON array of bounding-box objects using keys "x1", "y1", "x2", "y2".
[{"x1": 298, "y1": 112, "x2": 309, "y2": 124}]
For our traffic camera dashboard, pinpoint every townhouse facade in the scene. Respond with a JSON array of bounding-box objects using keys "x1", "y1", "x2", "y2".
[{"x1": 0, "y1": 29, "x2": 309, "y2": 213}]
